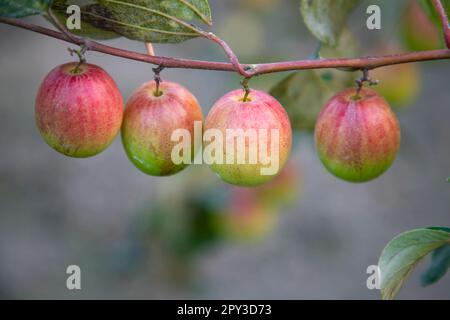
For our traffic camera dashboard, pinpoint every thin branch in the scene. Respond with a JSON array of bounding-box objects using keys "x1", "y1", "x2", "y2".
[
  {"x1": 46, "y1": 8, "x2": 92, "y2": 50},
  {"x1": 201, "y1": 31, "x2": 253, "y2": 77},
  {"x1": 1, "y1": 17, "x2": 450, "y2": 77},
  {"x1": 145, "y1": 43, "x2": 155, "y2": 56},
  {"x1": 432, "y1": 0, "x2": 450, "y2": 49}
]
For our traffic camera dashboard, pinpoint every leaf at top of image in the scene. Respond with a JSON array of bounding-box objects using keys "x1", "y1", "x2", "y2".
[
  {"x1": 378, "y1": 228, "x2": 450, "y2": 300},
  {"x1": 96, "y1": 0, "x2": 212, "y2": 43},
  {"x1": 300, "y1": 0, "x2": 360, "y2": 46},
  {"x1": 51, "y1": 0, "x2": 121, "y2": 40},
  {"x1": 51, "y1": 0, "x2": 212, "y2": 43},
  {"x1": 0, "y1": 0, "x2": 52, "y2": 18}
]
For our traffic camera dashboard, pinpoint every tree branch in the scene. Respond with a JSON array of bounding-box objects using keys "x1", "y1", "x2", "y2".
[
  {"x1": 433, "y1": 0, "x2": 450, "y2": 49},
  {"x1": 1, "y1": 17, "x2": 450, "y2": 77},
  {"x1": 201, "y1": 31, "x2": 254, "y2": 77}
]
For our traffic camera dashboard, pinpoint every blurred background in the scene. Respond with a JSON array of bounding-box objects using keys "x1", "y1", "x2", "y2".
[{"x1": 0, "y1": 0, "x2": 449, "y2": 299}]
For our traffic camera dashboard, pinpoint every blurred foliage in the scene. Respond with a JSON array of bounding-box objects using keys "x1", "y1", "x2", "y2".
[
  {"x1": 300, "y1": 0, "x2": 360, "y2": 46},
  {"x1": 0, "y1": 0, "x2": 52, "y2": 18},
  {"x1": 270, "y1": 29, "x2": 358, "y2": 132},
  {"x1": 124, "y1": 160, "x2": 302, "y2": 282},
  {"x1": 371, "y1": 43, "x2": 421, "y2": 110}
]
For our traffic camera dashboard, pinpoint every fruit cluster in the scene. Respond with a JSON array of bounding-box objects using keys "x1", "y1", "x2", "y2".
[{"x1": 35, "y1": 62, "x2": 401, "y2": 185}]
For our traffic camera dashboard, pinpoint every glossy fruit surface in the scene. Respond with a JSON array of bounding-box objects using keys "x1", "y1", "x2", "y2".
[
  {"x1": 315, "y1": 88, "x2": 401, "y2": 182},
  {"x1": 122, "y1": 81, "x2": 203, "y2": 176},
  {"x1": 204, "y1": 89, "x2": 292, "y2": 187},
  {"x1": 35, "y1": 62, "x2": 124, "y2": 157}
]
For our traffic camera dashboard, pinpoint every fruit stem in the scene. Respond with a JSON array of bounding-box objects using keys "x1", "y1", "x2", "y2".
[
  {"x1": 355, "y1": 68, "x2": 379, "y2": 96},
  {"x1": 68, "y1": 45, "x2": 87, "y2": 74},
  {"x1": 241, "y1": 77, "x2": 251, "y2": 102},
  {"x1": 153, "y1": 65, "x2": 164, "y2": 97}
]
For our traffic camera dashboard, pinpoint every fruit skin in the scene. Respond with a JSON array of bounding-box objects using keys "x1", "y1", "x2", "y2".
[
  {"x1": 122, "y1": 81, "x2": 203, "y2": 176},
  {"x1": 35, "y1": 62, "x2": 124, "y2": 157},
  {"x1": 315, "y1": 88, "x2": 401, "y2": 182},
  {"x1": 204, "y1": 89, "x2": 292, "y2": 187}
]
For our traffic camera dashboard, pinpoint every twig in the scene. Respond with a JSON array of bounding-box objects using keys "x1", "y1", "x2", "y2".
[
  {"x1": 1, "y1": 17, "x2": 450, "y2": 76},
  {"x1": 201, "y1": 31, "x2": 254, "y2": 77},
  {"x1": 46, "y1": 8, "x2": 92, "y2": 50},
  {"x1": 146, "y1": 43, "x2": 155, "y2": 56},
  {"x1": 432, "y1": 0, "x2": 450, "y2": 49}
]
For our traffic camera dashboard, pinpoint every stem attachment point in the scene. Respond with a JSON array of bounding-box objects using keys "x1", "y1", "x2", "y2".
[
  {"x1": 241, "y1": 77, "x2": 252, "y2": 102},
  {"x1": 355, "y1": 68, "x2": 379, "y2": 95},
  {"x1": 152, "y1": 65, "x2": 165, "y2": 97},
  {"x1": 68, "y1": 44, "x2": 87, "y2": 74}
]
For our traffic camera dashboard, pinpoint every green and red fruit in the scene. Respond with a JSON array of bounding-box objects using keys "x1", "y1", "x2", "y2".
[
  {"x1": 121, "y1": 81, "x2": 203, "y2": 176},
  {"x1": 402, "y1": 0, "x2": 441, "y2": 52},
  {"x1": 315, "y1": 88, "x2": 401, "y2": 182},
  {"x1": 252, "y1": 160, "x2": 301, "y2": 209},
  {"x1": 35, "y1": 62, "x2": 124, "y2": 157},
  {"x1": 221, "y1": 187, "x2": 277, "y2": 242},
  {"x1": 371, "y1": 44, "x2": 420, "y2": 109},
  {"x1": 372, "y1": 64, "x2": 420, "y2": 109},
  {"x1": 204, "y1": 89, "x2": 292, "y2": 187}
]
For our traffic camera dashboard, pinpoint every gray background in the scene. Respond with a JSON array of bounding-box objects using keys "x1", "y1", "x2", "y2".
[{"x1": 0, "y1": 0, "x2": 449, "y2": 299}]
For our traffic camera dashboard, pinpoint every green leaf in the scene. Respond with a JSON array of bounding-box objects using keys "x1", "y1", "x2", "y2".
[
  {"x1": 378, "y1": 228, "x2": 450, "y2": 300},
  {"x1": 428, "y1": 226, "x2": 450, "y2": 233},
  {"x1": 50, "y1": 0, "x2": 212, "y2": 43},
  {"x1": 0, "y1": 0, "x2": 52, "y2": 18},
  {"x1": 51, "y1": 0, "x2": 121, "y2": 40},
  {"x1": 299, "y1": 0, "x2": 360, "y2": 46},
  {"x1": 270, "y1": 29, "x2": 358, "y2": 132},
  {"x1": 421, "y1": 244, "x2": 450, "y2": 287},
  {"x1": 101, "y1": 0, "x2": 212, "y2": 43}
]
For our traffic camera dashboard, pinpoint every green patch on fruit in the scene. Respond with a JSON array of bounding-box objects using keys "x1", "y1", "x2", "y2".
[{"x1": 318, "y1": 152, "x2": 395, "y2": 183}]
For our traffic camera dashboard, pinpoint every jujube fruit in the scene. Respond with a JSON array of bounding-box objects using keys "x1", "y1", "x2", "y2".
[
  {"x1": 401, "y1": 0, "x2": 441, "y2": 51},
  {"x1": 204, "y1": 89, "x2": 292, "y2": 187},
  {"x1": 315, "y1": 88, "x2": 401, "y2": 182},
  {"x1": 35, "y1": 62, "x2": 124, "y2": 157},
  {"x1": 121, "y1": 81, "x2": 203, "y2": 176},
  {"x1": 220, "y1": 186, "x2": 277, "y2": 242},
  {"x1": 371, "y1": 44, "x2": 420, "y2": 109}
]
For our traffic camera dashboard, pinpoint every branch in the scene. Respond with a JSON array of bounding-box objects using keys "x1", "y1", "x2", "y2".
[
  {"x1": 433, "y1": 0, "x2": 450, "y2": 49},
  {"x1": 201, "y1": 31, "x2": 253, "y2": 77},
  {"x1": 1, "y1": 17, "x2": 450, "y2": 77}
]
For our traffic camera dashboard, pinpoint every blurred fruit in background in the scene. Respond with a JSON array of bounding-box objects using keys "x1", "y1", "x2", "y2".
[
  {"x1": 371, "y1": 44, "x2": 420, "y2": 110},
  {"x1": 122, "y1": 158, "x2": 302, "y2": 282},
  {"x1": 219, "y1": 159, "x2": 301, "y2": 242},
  {"x1": 220, "y1": 189, "x2": 276, "y2": 242},
  {"x1": 401, "y1": 0, "x2": 441, "y2": 51}
]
